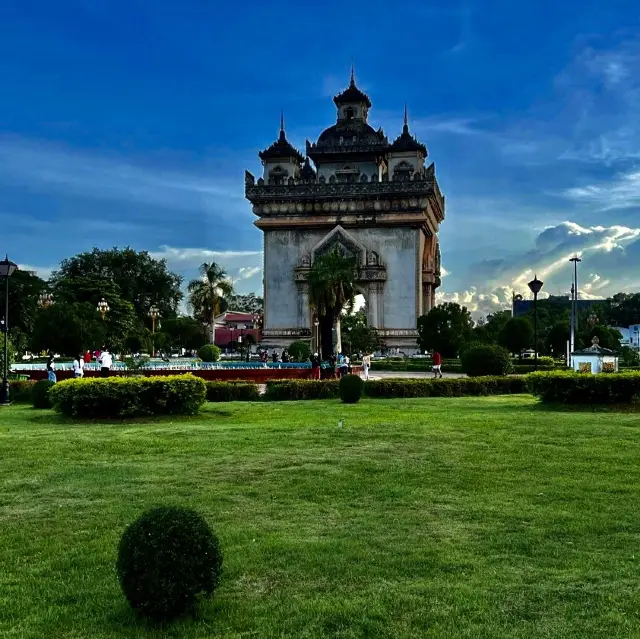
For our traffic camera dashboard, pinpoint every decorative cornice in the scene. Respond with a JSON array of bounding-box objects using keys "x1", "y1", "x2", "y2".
[{"x1": 376, "y1": 328, "x2": 419, "y2": 338}]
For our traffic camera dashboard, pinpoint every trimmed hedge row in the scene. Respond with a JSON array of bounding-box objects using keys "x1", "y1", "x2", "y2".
[
  {"x1": 206, "y1": 382, "x2": 260, "y2": 402},
  {"x1": 8, "y1": 380, "x2": 36, "y2": 403},
  {"x1": 50, "y1": 375, "x2": 206, "y2": 418},
  {"x1": 365, "y1": 377, "x2": 528, "y2": 398},
  {"x1": 263, "y1": 377, "x2": 528, "y2": 400},
  {"x1": 528, "y1": 371, "x2": 640, "y2": 404},
  {"x1": 264, "y1": 380, "x2": 340, "y2": 401}
]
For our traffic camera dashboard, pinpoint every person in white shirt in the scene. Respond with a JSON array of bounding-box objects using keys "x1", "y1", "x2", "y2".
[
  {"x1": 73, "y1": 354, "x2": 84, "y2": 378},
  {"x1": 98, "y1": 347, "x2": 113, "y2": 378},
  {"x1": 362, "y1": 353, "x2": 371, "y2": 380}
]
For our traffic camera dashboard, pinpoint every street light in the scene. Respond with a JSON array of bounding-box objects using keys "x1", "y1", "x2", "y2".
[
  {"x1": 148, "y1": 305, "x2": 160, "y2": 356},
  {"x1": 38, "y1": 292, "x2": 54, "y2": 309},
  {"x1": 97, "y1": 298, "x2": 110, "y2": 321},
  {"x1": 527, "y1": 274, "x2": 544, "y2": 371},
  {"x1": 314, "y1": 318, "x2": 320, "y2": 355},
  {"x1": 0, "y1": 255, "x2": 18, "y2": 406},
  {"x1": 569, "y1": 256, "x2": 582, "y2": 357}
]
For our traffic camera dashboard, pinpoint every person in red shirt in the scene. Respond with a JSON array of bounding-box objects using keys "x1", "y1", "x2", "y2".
[{"x1": 432, "y1": 351, "x2": 443, "y2": 378}]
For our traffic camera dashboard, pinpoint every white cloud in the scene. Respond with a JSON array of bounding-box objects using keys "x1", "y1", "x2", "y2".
[
  {"x1": 440, "y1": 221, "x2": 640, "y2": 317},
  {"x1": 563, "y1": 170, "x2": 640, "y2": 210}
]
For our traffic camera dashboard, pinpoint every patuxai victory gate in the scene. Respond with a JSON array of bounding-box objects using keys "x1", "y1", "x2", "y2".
[{"x1": 245, "y1": 70, "x2": 445, "y2": 354}]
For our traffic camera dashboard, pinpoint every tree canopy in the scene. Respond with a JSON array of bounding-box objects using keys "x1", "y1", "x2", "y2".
[
  {"x1": 417, "y1": 303, "x2": 474, "y2": 357},
  {"x1": 498, "y1": 317, "x2": 534, "y2": 357},
  {"x1": 308, "y1": 248, "x2": 357, "y2": 359}
]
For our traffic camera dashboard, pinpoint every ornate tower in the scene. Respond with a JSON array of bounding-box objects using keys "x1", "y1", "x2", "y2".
[{"x1": 245, "y1": 72, "x2": 445, "y2": 353}]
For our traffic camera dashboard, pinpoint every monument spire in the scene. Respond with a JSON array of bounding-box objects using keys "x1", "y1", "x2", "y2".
[
  {"x1": 403, "y1": 103, "x2": 409, "y2": 133},
  {"x1": 279, "y1": 110, "x2": 285, "y2": 139},
  {"x1": 350, "y1": 61, "x2": 355, "y2": 87}
]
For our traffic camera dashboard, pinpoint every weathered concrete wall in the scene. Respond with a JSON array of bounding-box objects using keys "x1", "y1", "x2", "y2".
[{"x1": 264, "y1": 226, "x2": 418, "y2": 330}]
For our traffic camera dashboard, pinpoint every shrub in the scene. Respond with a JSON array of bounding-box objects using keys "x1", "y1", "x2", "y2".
[
  {"x1": 8, "y1": 380, "x2": 36, "y2": 403},
  {"x1": 116, "y1": 506, "x2": 223, "y2": 621},
  {"x1": 264, "y1": 380, "x2": 340, "y2": 401},
  {"x1": 528, "y1": 371, "x2": 640, "y2": 404},
  {"x1": 461, "y1": 344, "x2": 513, "y2": 377},
  {"x1": 288, "y1": 340, "x2": 311, "y2": 362},
  {"x1": 50, "y1": 375, "x2": 206, "y2": 418},
  {"x1": 0, "y1": 337, "x2": 15, "y2": 377},
  {"x1": 364, "y1": 377, "x2": 528, "y2": 398},
  {"x1": 197, "y1": 344, "x2": 221, "y2": 363},
  {"x1": 206, "y1": 381, "x2": 260, "y2": 402},
  {"x1": 339, "y1": 374, "x2": 363, "y2": 404},
  {"x1": 32, "y1": 380, "x2": 54, "y2": 409}
]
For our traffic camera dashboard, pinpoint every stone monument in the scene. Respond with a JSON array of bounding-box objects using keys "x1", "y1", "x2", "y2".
[{"x1": 245, "y1": 70, "x2": 445, "y2": 354}]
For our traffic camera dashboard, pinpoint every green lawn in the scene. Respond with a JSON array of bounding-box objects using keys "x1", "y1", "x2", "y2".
[{"x1": 1, "y1": 397, "x2": 640, "y2": 638}]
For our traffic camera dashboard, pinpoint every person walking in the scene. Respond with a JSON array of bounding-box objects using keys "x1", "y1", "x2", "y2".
[
  {"x1": 73, "y1": 353, "x2": 84, "y2": 378},
  {"x1": 362, "y1": 353, "x2": 371, "y2": 380},
  {"x1": 46, "y1": 351, "x2": 56, "y2": 383},
  {"x1": 311, "y1": 352, "x2": 321, "y2": 380},
  {"x1": 98, "y1": 347, "x2": 112, "y2": 378},
  {"x1": 432, "y1": 351, "x2": 443, "y2": 379}
]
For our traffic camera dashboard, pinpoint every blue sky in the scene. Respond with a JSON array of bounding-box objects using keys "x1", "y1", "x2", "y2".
[{"x1": 2, "y1": 0, "x2": 640, "y2": 315}]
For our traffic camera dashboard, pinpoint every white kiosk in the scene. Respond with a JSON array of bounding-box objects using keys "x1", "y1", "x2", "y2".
[{"x1": 571, "y1": 336, "x2": 619, "y2": 374}]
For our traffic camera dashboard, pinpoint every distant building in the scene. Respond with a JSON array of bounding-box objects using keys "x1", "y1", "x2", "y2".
[
  {"x1": 213, "y1": 311, "x2": 261, "y2": 348},
  {"x1": 616, "y1": 324, "x2": 640, "y2": 351},
  {"x1": 513, "y1": 295, "x2": 606, "y2": 317}
]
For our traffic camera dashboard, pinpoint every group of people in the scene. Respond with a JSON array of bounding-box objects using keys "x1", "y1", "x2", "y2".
[
  {"x1": 44, "y1": 347, "x2": 114, "y2": 383},
  {"x1": 258, "y1": 349, "x2": 292, "y2": 363}
]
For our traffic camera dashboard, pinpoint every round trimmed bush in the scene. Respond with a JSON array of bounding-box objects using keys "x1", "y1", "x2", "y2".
[
  {"x1": 339, "y1": 374, "x2": 364, "y2": 403},
  {"x1": 116, "y1": 506, "x2": 223, "y2": 621},
  {"x1": 288, "y1": 340, "x2": 311, "y2": 362},
  {"x1": 461, "y1": 344, "x2": 513, "y2": 377},
  {"x1": 32, "y1": 379, "x2": 54, "y2": 409},
  {"x1": 197, "y1": 344, "x2": 221, "y2": 363}
]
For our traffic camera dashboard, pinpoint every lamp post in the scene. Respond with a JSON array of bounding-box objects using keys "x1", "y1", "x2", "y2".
[
  {"x1": 0, "y1": 255, "x2": 18, "y2": 406},
  {"x1": 97, "y1": 298, "x2": 110, "y2": 321},
  {"x1": 148, "y1": 305, "x2": 160, "y2": 357},
  {"x1": 314, "y1": 318, "x2": 320, "y2": 355},
  {"x1": 569, "y1": 256, "x2": 582, "y2": 357},
  {"x1": 528, "y1": 274, "x2": 544, "y2": 371}
]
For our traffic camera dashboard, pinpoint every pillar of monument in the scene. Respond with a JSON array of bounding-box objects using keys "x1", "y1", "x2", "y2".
[
  {"x1": 422, "y1": 283, "x2": 432, "y2": 316},
  {"x1": 368, "y1": 284, "x2": 379, "y2": 328},
  {"x1": 431, "y1": 286, "x2": 436, "y2": 310}
]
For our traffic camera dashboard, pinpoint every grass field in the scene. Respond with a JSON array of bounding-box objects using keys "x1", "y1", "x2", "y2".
[{"x1": 1, "y1": 397, "x2": 640, "y2": 638}]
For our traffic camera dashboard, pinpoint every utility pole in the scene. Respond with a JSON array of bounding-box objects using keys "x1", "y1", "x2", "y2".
[{"x1": 569, "y1": 256, "x2": 582, "y2": 366}]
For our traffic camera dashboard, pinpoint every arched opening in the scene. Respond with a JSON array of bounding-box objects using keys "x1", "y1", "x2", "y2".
[{"x1": 346, "y1": 106, "x2": 354, "y2": 120}]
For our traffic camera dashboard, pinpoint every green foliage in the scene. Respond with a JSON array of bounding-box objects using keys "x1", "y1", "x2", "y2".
[
  {"x1": 580, "y1": 325, "x2": 621, "y2": 351},
  {"x1": 364, "y1": 377, "x2": 528, "y2": 398},
  {"x1": 461, "y1": 344, "x2": 513, "y2": 377},
  {"x1": 620, "y1": 346, "x2": 640, "y2": 367},
  {"x1": 205, "y1": 382, "x2": 260, "y2": 402},
  {"x1": 546, "y1": 321, "x2": 570, "y2": 357},
  {"x1": 498, "y1": 317, "x2": 534, "y2": 356},
  {"x1": 116, "y1": 506, "x2": 222, "y2": 621},
  {"x1": 607, "y1": 293, "x2": 640, "y2": 327},
  {"x1": 528, "y1": 371, "x2": 640, "y2": 404},
  {"x1": 288, "y1": 340, "x2": 312, "y2": 362},
  {"x1": 161, "y1": 317, "x2": 207, "y2": 351},
  {"x1": 197, "y1": 344, "x2": 221, "y2": 362},
  {"x1": 224, "y1": 293, "x2": 263, "y2": 313},
  {"x1": 187, "y1": 262, "x2": 233, "y2": 335},
  {"x1": 0, "y1": 336, "x2": 15, "y2": 374},
  {"x1": 341, "y1": 309, "x2": 384, "y2": 355},
  {"x1": 263, "y1": 380, "x2": 340, "y2": 401},
  {"x1": 0, "y1": 270, "x2": 47, "y2": 354},
  {"x1": 32, "y1": 380, "x2": 54, "y2": 409},
  {"x1": 51, "y1": 247, "x2": 183, "y2": 322},
  {"x1": 8, "y1": 380, "x2": 36, "y2": 403},
  {"x1": 339, "y1": 374, "x2": 363, "y2": 403},
  {"x1": 308, "y1": 247, "x2": 358, "y2": 359},
  {"x1": 484, "y1": 310, "x2": 513, "y2": 343},
  {"x1": 417, "y1": 303, "x2": 474, "y2": 357},
  {"x1": 49, "y1": 375, "x2": 206, "y2": 418}
]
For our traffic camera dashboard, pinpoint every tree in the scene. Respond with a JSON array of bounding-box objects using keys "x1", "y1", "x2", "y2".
[
  {"x1": 224, "y1": 293, "x2": 263, "y2": 314},
  {"x1": 607, "y1": 293, "x2": 640, "y2": 327},
  {"x1": 187, "y1": 263, "x2": 233, "y2": 344},
  {"x1": 579, "y1": 324, "x2": 621, "y2": 351},
  {"x1": 51, "y1": 247, "x2": 183, "y2": 322},
  {"x1": 341, "y1": 309, "x2": 384, "y2": 356},
  {"x1": 49, "y1": 275, "x2": 139, "y2": 354},
  {"x1": 161, "y1": 317, "x2": 207, "y2": 352},
  {"x1": 0, "y1": 270, "x2": 47, "y2": 354},
  {"x1": 308, "y1": 248, "x2": 357, "y2": 360},
  {"x1": 417, "y1": 303, "x2": 473, "y2": 358},
  {"x1": 484, "y1": 310, "x2": 512, "y2": 343},
  {"x1": 546, "y1": 321, "x2": 570, "y2": 358},
  {"x1": 498, "y1": 317, "x2": 534, "y2": 358}
]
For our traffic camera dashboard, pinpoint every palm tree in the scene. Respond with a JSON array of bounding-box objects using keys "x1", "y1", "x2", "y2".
[
  {"x1": 187, "y1": 262, "x2": 234, "y2": 345},
  {"x1": 308, "y1": 248, "x2": 358, "y2": 359}
]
